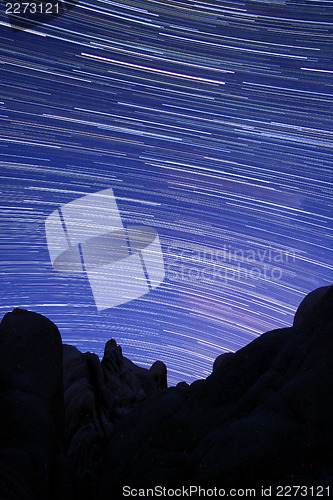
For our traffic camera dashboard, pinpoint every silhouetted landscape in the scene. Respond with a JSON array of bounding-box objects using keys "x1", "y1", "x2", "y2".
[{"x1": 0, "y1": 286, "x2": 332, "y2": 499}]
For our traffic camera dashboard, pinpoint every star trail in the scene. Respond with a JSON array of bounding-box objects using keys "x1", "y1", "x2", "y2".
[{"x1": 0, "y1": 0, "x2": 332, "y2": 384}]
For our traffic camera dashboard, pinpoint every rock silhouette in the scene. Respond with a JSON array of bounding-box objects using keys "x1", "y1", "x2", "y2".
[
  {"x1": 0, "y1": 308, "x2": 70, "y2": 500},
  {"x1": 0, "y1": 286, "x2": 332, "y2": 499}
]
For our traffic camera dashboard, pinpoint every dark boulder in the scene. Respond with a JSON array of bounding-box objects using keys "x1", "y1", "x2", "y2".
[{"x1": 0, "y1": 308, "x2": 70, "y2": 500}]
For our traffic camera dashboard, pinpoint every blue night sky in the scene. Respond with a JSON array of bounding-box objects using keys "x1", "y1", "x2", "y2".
[{"x1": 0, "y1": 0, "x2": 332, "y2": 385}]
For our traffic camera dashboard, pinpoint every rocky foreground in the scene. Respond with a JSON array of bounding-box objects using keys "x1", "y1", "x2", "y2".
[{"x1": 0, "y1": 286, "x2": 332, "y2": 499}]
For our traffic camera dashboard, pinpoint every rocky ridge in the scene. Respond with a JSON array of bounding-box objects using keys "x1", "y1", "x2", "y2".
[{"x1": 0, "y1": 285, "x2": 332, "y2": 499}]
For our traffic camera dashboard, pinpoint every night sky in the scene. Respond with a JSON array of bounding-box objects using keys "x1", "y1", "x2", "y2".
[{"x1": 0, "y1": 0, "x2": 332, "y2": 385}]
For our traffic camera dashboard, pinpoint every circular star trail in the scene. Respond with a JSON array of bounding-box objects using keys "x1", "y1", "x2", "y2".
[{"x1": 0, "y1": 0, "x2": 332, "y2": 384}]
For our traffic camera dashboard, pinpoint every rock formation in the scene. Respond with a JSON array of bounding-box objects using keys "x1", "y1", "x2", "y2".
[
  {"x1": 0, "y1": 286, "x2": 332, "y2": 499},
  {"x1": 0, "y1": 308, "x2": 70, "y2": 500},
  {"x1": 62, "y1": 339, "x2": 167, "y2": 499}
]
